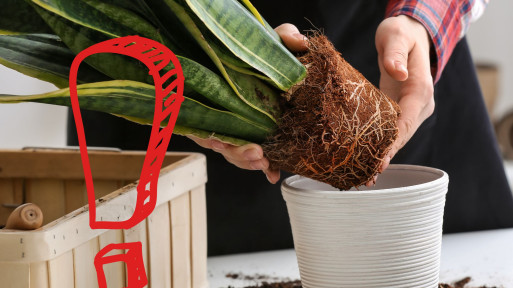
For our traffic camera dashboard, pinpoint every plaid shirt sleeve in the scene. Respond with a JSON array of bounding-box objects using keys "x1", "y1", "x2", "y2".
[{"x1": 386, "y1": 0, "x2": 489, "y2": 83}]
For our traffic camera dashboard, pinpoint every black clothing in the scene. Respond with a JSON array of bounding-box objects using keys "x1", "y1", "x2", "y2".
[{"x1": 68, "y1": 1, "x2": 513, "y2": 256}]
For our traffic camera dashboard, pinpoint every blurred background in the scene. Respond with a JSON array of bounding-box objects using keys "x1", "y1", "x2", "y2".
[{"x1": 1, "y1": 1, "x2": 512, "y2": 188}]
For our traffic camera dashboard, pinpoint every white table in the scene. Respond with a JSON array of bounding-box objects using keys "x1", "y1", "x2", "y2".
[{"x1": 208, "y1": 228, "x2": 513, "y2": 288}]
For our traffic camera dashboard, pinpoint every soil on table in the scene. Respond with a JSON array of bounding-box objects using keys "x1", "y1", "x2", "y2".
[
  {"x1": 239, "y1": 280, "x2": 301, "y2": 288},
  {"x1": 233, "y1": 277, "x2": 498, "y2": 288},
  {"x1": 438, "y1": 276, "x2": 499, "y2": 288}
]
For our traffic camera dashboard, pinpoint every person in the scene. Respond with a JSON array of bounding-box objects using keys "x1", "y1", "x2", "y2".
[{"x1": 68, "y1": 0, "x2": 513, "y2": 256}]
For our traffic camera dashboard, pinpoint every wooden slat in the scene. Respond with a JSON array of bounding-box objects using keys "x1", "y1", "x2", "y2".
[
  {"x1": 170, "y1": 192, "x2": 192, "y2": 288},
  {"x1": 0, "y1": 179, "x2": 23, "y2": 224},
  {"x1": 30, "y1": 261, "x2": 49, "y2": 288},
  {"x1": 0, "y1": 262, "x2": 30, "y2": 288},
  {"x1": 64, "y1": 180, "x2": 87, "y2": 214},
  {"x1": 123, "y1": 218, "x2": 149, "y2": 284},
  {"x1": 94, "y1": 180, "x2": 120, "y2": 200},
  {"x1": 123, "y1": 180, "x2": 135, "y2": 187},
  {"x1": 65, "y1": 179, "x2": 128, "y2": 217},
  {"x1": 48, "y1": 251, "x2": 74, "y2": 288},
  {"x1": 73, "y1": 238, "x2": 100, "y2": 288},
  {"x1": 0, "y1": 150, "x2": 186, "y2": 180},
  {"x1": 190, "y1": 186, "x2": 208, "y2": 288},
  {"x1": 99, "y1": 229, "x2": 125, "y2": 288},
  {"x1": 0, "y1": 179, "x2": 16, "y2": 225},
  {"x1": 148, "y1": 203, "x2": 172, "y2": 288},
  {"x1": 25, "y1": 179, "x2": 66, "y2": 225},
  {"x1": 13, "y1": 179, "x2": 24, "y2": 204}
]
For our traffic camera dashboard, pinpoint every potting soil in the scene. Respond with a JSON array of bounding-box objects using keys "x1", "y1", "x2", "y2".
[{"x1": 232, "y1": 277, "x2": 498, "y2": 288}]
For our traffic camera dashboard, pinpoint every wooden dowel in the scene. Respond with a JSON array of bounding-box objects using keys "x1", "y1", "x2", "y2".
[{"x1": 4, "y1": 203, "x2": 43, "y2": 230}]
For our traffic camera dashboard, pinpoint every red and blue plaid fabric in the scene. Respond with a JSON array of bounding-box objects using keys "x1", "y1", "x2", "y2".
[{"x1": 386, "y1": 0, "x2": 489, "y2": 83}]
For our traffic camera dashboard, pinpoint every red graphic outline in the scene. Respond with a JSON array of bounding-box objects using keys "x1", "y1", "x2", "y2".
[
  {"x1": 95, "y1": 242, "x2": 147, "y2": 288},
  {"x1": 69, "y1": 35, "x2": 184, "y2": 229}
]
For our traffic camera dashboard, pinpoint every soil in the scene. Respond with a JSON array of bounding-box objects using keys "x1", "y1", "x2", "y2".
[
  {"x1": 240, "y1": 280, "x2": 301, "y2": 288},
  {"x1": 438, "y1": 276, "x2": 498, "y2": 288},
  {"x1": 230, "y1": 276, "x2": 498, "y2": 288},
  {"x1": 262, "y1": 34, "x2": 400, "y2": 190},
  {"x1": 225, "y1": 273, "x2": 284, "y2": 282}
]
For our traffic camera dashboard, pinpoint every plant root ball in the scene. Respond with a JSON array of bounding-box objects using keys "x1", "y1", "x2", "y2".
[{"x1": 262, "y1": 34, "x2": 400, "y2": 190}]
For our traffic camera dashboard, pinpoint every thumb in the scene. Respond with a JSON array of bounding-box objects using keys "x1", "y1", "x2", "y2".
[
  {"x1": 377, "y1": 31, "x2": 410, "y2": 82},
  {"x1": 274, "y1": 23, "x2": 308, "y2": 52}
]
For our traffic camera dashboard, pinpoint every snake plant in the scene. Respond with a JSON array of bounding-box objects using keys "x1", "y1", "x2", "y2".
[
  {"x1": 0, "y1": 0, "x2": 400, "y2": 190},
  {"x1": 0, "y1": 0, "x2": 306, "y2": 145}
]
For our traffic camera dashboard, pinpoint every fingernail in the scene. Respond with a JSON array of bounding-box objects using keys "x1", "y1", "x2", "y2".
[
  {"x1": 211, "y1": 141, "x2": 225, "y2": 151},
  {"x1": 292, "y1": 32, "x2": 307, "y2": 41},
  {"x1": 265, "y1": 172, "x2": 272, "y2": 183},
  {"x1": 243, "y1": 149, "x2": 261, "y2": 161},
  {"x1": 264, "y1": 171, "x2": 278, "y2": 184},
  {"x1": 395, "y1": 61, "x2": 408, "y2": 75},
  {"x1": 381, "y1": 156, "x2": 391, "y2": 172}
]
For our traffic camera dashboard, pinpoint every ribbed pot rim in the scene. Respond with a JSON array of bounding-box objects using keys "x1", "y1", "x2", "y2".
[{"x1": 282, "y1": 164, "x2": 448, "y2": 196}]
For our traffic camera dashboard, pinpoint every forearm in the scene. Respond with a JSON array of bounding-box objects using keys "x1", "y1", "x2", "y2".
[{"x1": 386, "y1": 0, "x2": 489, "y2": 82}]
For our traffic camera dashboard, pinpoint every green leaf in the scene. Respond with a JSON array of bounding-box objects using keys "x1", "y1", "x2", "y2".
[
  {"x1": 237, "y1": 0, "x2": 281, "y2": 42},
  {"x1": 116, "y1": 117, "x2": 251, "y2": 146},
  {"x1": 184, "y1": 0, "x2": 306, "y2": 91},
  {"x1": 33, "y1": 4, "x2": 155, "y2": 84},
  {"x1": 172, "y1": 125, "x2": 251, "y2": 145},
  {"x1": 163, "y1": 0, "x2": 279, "y2": 124},
  {"x1": 32, "y1": 3, "x2": 275, "y2": 128},
  {"x1": 0, "y1": 0, "x2": 53, "y2": 35},
  {"x1": 0, "y1": 33, "x2": 109, "y2": 88},
  {"x1": 143, "y1": 0, "x2": 214, "y2": 67},
  {"x1": 98, "y1": 0, "x2": 161, "y2": 26},
  {"x1": 42, "y1": 0, "x2": 211, "y2": 65},
  {"x1": 178, "y1": 56, "x2": 277, "y2": 128},
  {"x1": 0, "y1": 80, "x2": 271, "y2": 142},
  {"x1": 225, "y1": 66, "x2": 281, "y2": 120},
  {"x1": 31, "y1": 0, "x2": 175, "y2": 50},
  {"x1": 194, "y1": 18, "x2": 252, "y2": 70}
]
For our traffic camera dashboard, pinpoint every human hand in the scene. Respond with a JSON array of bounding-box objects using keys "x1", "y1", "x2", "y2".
[
  {"x1": 375, "y1": 15, "x2": 435, "y2": 173},
  {"x1": 187, "y1": 23, "x2": 307, "y2": 184},
  {"x1": 187, "y1": 135, "x2": 281, "y2": 183}
]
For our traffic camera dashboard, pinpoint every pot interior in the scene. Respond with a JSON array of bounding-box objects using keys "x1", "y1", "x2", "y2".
[{"x1": 284, "y1": 164, "x2": 447, "y2": 192}]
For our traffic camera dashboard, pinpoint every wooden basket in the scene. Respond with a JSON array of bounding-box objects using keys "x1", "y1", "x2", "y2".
[{"x1": 0, "y1": 148, "x2": 208, "y2": 288}]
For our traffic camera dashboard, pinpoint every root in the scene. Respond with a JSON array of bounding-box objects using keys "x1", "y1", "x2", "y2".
[{"x1": 262, "y1": 34, "x2": 400, "y2": 190}]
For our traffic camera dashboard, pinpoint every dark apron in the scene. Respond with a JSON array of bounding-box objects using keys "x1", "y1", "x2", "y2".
[{"x1": 68, "y1": 1, "x2": 513, "y2": 256}]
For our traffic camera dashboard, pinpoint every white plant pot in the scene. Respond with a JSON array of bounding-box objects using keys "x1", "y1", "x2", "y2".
[{"x1": 281, "y1": 164, "x2": 449, "y2": 288}]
